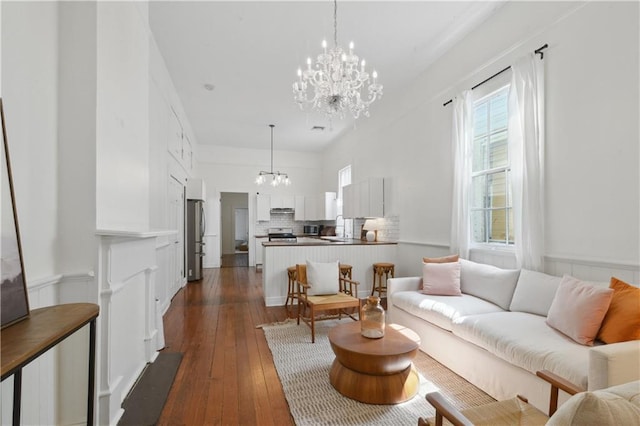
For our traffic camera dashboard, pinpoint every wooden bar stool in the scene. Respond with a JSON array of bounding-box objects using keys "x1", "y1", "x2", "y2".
[
  {"x1": 339, "y1": 264, "x2": 353, "y2": 280},
  {"x1": 285, "y1": 266, "x2": 298, "y2": 310},
  {"x1": 371, "y1": 262, "x2": 394, "y2": 297}
]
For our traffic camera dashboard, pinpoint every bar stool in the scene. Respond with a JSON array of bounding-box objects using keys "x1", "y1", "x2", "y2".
[
  {"x1": 339, "y1": 264, "x2": 353, "y2": 280},
  {"x1": 285, "y1": 266, "x2": 298, "y2": 310},
  {"x1": 371, "y1": 262, "x2": 395, "y2": 297}
]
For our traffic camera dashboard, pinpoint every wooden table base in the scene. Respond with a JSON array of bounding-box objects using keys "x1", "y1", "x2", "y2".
[{"x1": 329, "y1": 359, "x2": 420, "y2": 404}]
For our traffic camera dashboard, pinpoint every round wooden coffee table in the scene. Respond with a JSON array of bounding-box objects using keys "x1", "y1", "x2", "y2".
[{"x1": 328, "y1": 321, "x2": 421, "y2": 404}]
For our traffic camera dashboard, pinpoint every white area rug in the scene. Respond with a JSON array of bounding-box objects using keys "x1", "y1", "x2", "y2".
[{"x1": 262, "y1": 319, "x2": 494, "y2": 425}]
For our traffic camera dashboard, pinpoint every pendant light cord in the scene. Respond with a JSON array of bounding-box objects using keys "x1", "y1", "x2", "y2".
[
  {"x1": 333, "y1": 0, "x2": 338, "y2": 48},
  {"x1": 269, "y1": 124, "x2": 274, "y2": 173}
]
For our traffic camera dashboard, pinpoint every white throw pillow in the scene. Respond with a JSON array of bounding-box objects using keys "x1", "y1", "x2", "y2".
[
  {"x1": 509, "y1": 269, "x2": 562, "y2": 316},
  {"x1": 421, "y1": 261, "x2": 462, "y2": 296},
  {"x1": 459, "y1": 259, "x2": 520, "y2": 310},
  {"x1": 306, "y1": 260, "x2": 340, "y2": 296},
  {"x1": 546, "y1": 275, "x2": 613, "y2": 346}
]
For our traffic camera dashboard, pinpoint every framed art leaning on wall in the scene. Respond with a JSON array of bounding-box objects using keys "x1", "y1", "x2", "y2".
[{"x1": 1, "y1": 98, "x2": 30, "y2": 328}]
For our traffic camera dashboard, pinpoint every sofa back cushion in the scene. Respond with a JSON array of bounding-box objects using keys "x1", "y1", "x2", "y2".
[
  {"x1": 509, "y1": 269, "x2": 562, "y2": 316},
  {"x1": 546, "y1": 275, "x2": 613, "y2": 346},
  {"x1": 459, "y1": 259, "x2": 521, "y2": 310}
]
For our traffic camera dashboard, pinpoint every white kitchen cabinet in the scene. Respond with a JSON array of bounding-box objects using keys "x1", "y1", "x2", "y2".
[
  {"x1": 169, "y1": 109, "x2": 183, "y2": 161},
  {"x1": 303, "y1": 192, "x2": 336, "y2": 220},
  {"x1": 255, "y1": 236, "x2": 267, "y2": 268},
  {"x1": 324, "y1": 192, "x2": 337, "y2": 220},
  {"x1": 368, "y1": 178, "x2": 384, "y2": 218},
  {"x1": 256, "y1": 194, "x2": 271, "y2": 221},
  {"x1": 304, "y1": 195, "x2": 319, "y2": 220},
  {"x1": 294, "y1": 195, "x2": 305, "y2": 221},
  {"x1": 270, "y1": 194, "x2": 295, "y2": 209},
  {"x1": 343, "y1": 178, "x2": 384, "y2": 218},
  {"x1": 184, "y1": 134, "x2": 194, "y2": 172},
  {"x1": 343, "y1": 184, "x2": 355, "y2": 218}
]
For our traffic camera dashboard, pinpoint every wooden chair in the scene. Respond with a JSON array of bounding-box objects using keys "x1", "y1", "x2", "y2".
[
  {"x1": 296, "y1": 264, "x2": 360, "y2": 343},
  {"x1": 418, "y1": 370, "x2": 584, "y2": 426}
]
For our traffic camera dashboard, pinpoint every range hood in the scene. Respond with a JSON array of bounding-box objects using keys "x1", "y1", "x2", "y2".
[{"x1": 270, "y1": 207, "x2": 295, "y2": 214}]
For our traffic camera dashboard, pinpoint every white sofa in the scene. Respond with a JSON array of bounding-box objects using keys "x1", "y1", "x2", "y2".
[{"x1": 387, "y1": 259, "x2": 640, "y2": 412}]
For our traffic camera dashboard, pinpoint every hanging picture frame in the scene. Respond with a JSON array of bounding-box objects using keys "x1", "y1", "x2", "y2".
[{"x1": 1, "y1": 98, "x2": 30, "y2": 328}]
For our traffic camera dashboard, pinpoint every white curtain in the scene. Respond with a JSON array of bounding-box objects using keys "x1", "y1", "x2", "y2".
[
  {"x1": 509, "y1": 53, "x2": 545, "y2": 271},
  {"x1": 450, "y1": 91, "x2": 474, "y2": 259}
]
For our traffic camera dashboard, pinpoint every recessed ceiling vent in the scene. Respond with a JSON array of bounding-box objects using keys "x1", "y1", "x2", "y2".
[{"x1": 311, "y1": 126, "x2": 325, "y2": 131}]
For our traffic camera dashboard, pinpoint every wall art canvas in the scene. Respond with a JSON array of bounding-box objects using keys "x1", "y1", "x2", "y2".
[{"x1": 1, "y1": 98, "x2": 30, "y2": 328}]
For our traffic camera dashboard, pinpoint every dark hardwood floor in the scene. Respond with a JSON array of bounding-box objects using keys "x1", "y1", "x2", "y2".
[
  {"x1": 158, "y1": 266, "x2": 295, "y2": 425},
  {"x1": 221, "y1": 253, "x2": 248, "y2": 268}
]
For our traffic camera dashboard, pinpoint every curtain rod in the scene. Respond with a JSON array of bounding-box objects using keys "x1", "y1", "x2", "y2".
[{"x1": 442, "y1": 43, "x2": 548, "y2": 107}]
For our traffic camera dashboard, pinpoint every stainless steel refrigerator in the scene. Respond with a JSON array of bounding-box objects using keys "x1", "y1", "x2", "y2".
[{"x1": 187, "y1": 200, "x2": 205, "y2": 281}]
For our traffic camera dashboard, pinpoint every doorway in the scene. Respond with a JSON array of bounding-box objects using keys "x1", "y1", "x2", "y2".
[{"x1": 220, "y1": 192, "x2": 249, "y2": 267}]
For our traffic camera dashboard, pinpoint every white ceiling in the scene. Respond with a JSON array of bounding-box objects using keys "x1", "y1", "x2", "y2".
[{"x1": 149, "y1": 1, "x2": 503, "y2": 152}]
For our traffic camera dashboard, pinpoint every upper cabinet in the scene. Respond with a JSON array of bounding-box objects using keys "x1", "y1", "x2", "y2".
[
  {"x1": 294, "y1": 195, "x2": 305, "y2": 221},
  {"x1": 302, "y1": 192, "x2": 336, "y2": 221},
  {"x1": 270, "y1": 195, "x2": 295, "y2": 209},
  {"x1": 168, "y1": 107, "x2": 194, "y2": 175},
  {"x1": 256, "y1": 194, "x2": 271, "y2": 221},
  {"x1": 343, "y1": 178, "x2": 384, "y2": 218}
]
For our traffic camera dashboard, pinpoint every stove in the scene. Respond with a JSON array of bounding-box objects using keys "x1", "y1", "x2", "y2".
[{"x1": 268, "y1": 227, "x2": 297, "y2": 243}]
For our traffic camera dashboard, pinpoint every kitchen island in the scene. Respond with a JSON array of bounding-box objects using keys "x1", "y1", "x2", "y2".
[{"x1": 262, "y1": 237, "x2": 397, "y2": 307}]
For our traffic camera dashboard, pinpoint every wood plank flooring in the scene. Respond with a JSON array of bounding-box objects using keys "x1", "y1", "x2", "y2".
[{"x1": 158, "y1": 266, "x2": 295, "y2": 425}]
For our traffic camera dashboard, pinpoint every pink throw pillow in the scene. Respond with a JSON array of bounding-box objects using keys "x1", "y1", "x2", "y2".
[
  {"x1": 422, "y1": 261, "x2": 462, "y2": 296},
  {"x1": 546, "y1": 275, "x2": 614, "y2": 346}
]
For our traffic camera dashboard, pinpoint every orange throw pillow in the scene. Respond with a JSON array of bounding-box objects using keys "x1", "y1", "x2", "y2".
[
  {"x1": 597, "y1": 277, "x2": 640, "y2": 344},
  {"x1": 423, "y1": 254, "x2": 459, "y2": 263}
]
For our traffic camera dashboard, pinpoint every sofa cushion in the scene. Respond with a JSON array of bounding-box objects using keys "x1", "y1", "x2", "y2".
[
  {"x1": 422, "y1": 261, "x2": 462, "y2": 296},
  {"x1": 509, "y1": 269, "x2": 562, "y2": 316},
  {"x1": 547, "y1": 380, "x2": 640, "y2": 426},
  {"x1": 597, "y1": 277, "x2": 640, "y2": 344},
  {"x1": 391, "y1": 291, "x2": 504, "y2": 331},
  {"x1": 459, "y1": 259, "x2": 521, "y2": 310},
  {"x1": 452, "y1": 311, "x2": 592, "y2": 389},
  {"x1": 546, "y1": 275, "x2": 613, "y2": 346},
  {"x1": 422, "y1": 254, "x2": 459, "y2": 264}
]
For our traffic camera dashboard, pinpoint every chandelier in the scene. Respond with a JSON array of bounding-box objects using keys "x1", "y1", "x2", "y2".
[
  {"x1": 255, "y1": 124, "x2": 290, "y2": 187},
  {"x1": 293, "y1": 0, "x2": 383, "y2": 120}
]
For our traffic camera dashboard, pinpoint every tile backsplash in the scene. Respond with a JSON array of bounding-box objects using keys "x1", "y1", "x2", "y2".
[{"x1": 256, "y1": 213, "x2": 399, "y2": 241}]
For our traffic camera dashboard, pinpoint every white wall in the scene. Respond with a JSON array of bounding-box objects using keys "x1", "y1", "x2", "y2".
[
  {"x1": 2, "y1": 1, "x2": 59, "y2": 281},
  {"x1": 198, "y1": 144, "x2": 324, "y2": 196},
  {"x1": 322, "y1": 1, "x2": 639, "y2": 278},
  {"x1": 2, "y1": 2, "x2": 197, "y2": 424},
  {"x1": 57, "y1": 1, "x2": 98, "y2": 274},
  {"x1": 95, "y1": 2, "x2": 150, "y2": 231}
]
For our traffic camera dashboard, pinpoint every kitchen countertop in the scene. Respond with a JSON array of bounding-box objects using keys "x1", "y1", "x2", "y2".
[{"x1": 262, "y1": 237, "x2": 396, "y2": 247}]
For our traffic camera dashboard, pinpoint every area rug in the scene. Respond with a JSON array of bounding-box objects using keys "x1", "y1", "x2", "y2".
[
  {"x1": 118, "y1": 352, "x2": 183, "y2": 426},
  {"x1": 262, "y1": 319, "x2": 494, "y2": 425}
]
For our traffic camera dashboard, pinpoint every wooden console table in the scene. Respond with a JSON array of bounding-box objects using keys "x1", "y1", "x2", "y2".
[{"x1": 1, "y1": 303, "x2": 99, "y2": 426}]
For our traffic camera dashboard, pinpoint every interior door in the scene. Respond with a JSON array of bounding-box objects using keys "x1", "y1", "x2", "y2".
[
  {"x1": 234, "y1": 208, "x2": 249, "y2": 251},
  {"x1": 168, "y1": 175, "x2": 185, "y2": 294}
]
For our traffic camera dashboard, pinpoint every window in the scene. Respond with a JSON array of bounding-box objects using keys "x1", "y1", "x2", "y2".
[
  {"x1": 470, "y1": 86, "x2": 513, "y2": 245},
  {"x1": 337, "y1": 165, "x2": 352, "y2": 237}
]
